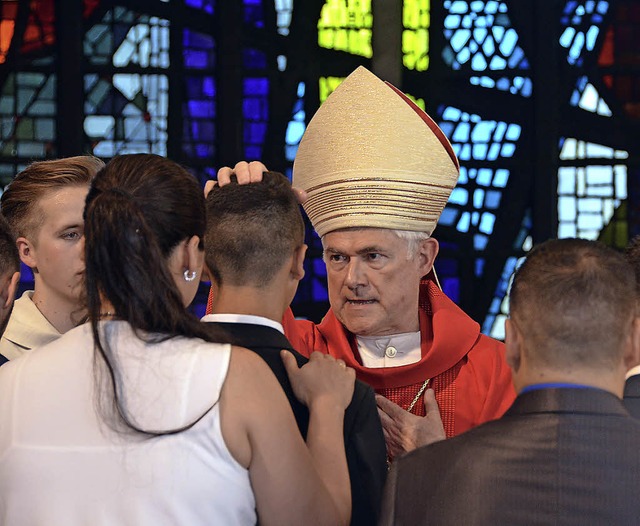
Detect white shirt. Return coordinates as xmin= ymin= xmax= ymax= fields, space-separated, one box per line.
xmin=357 ymin=331 xmax=422 ymax=368
xmin=0 ymin=290 xmax=61 ymax=360
xmin=626 ymin=365 xmax=640 ymax=379
xmin=201 ymin=312 xmax=285 ymax=334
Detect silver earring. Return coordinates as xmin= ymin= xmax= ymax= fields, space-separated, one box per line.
xmin=183 ymin=269 xmax=197 ymax=282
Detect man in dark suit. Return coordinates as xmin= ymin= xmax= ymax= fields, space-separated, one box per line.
xmin=380 ymin=238 xmax=640 ymax=525
xmin=624 ymin=234 xmax=640 ymax=417
xmin=202 ymin=171 xmax=387 ymax=526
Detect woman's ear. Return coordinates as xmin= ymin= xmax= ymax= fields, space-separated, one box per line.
xmin=185 ymin=235 xmax=205 ymax=278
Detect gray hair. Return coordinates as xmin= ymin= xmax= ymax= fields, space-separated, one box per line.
xmin=320 ymin=228 xmax=430 ymax=260
xmin=392 ymin=230 xmax=430 ymax=259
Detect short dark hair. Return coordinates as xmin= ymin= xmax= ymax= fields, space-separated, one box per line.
xmin=509 ymin=238 xmax=636 ymax=369
xmin=204 ymin=171 xmax=305 ymax=287
xmin=0 ymin=213 xmax=18 ymax=276
xmin=1 ymin=155 xmax=103 ymax=240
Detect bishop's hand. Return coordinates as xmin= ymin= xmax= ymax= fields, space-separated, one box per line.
xmin=376 ymin=388 xmax=446 ymax=460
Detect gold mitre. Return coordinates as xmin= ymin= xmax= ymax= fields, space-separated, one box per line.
xmin=293 ymin=66 xmax=460 ymax=238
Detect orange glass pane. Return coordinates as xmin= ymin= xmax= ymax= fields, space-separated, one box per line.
xmin=0 ymin=0 xmax=18 ymax=64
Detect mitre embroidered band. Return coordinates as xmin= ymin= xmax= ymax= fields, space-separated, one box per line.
xmin=292 ymin=66 xmax=460 ymax=237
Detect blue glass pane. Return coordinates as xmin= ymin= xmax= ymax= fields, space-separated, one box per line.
xmin=474 ymin=234 xmax=489 ymax=250
xmin=184 ymin=29 xmax=215 ymax=70
xmin=182 ymin=28 xmax=215 ymax=162
xmin=443 ymin=0 xmax=529 ymax=77
xmin=185 ymin=0 xmax=214 ymax=14
xmin=285 ymin=82 xmax=306 ymax=162
xmin=276 ymin=0 xmax=294 ymax=35
xmin=244 ymin=0 xmax=264 ymax=28
xmin=439 ymin=207 xmax=459 ymax=226
xmin=450 ymin=187 xmax=468 ymax=205
xmin=243 ymin=48 xmax=267 ymax=69
xmin=559 ymin=0 xmax=610 ymax=66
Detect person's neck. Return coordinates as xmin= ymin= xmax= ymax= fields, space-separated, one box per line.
xmin=517 ymin=367 xmax=626 ymax=398
xmin=31 ymin=289 xmax=84 ymax=334
xmin=211 ymin=284 xmax=286 ymax=323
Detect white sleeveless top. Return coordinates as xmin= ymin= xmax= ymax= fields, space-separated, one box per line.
xmin=0 ymin=321 xmax=256 ymax=526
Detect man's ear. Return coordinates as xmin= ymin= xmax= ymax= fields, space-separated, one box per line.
xmin=5 ymin=271 xmax=20 ymax=308
xmin=505 ymin=318 xmax=522 ymax=374
xmin=290 ymin=244 xmax=307 ymax=281
xmin=418 ymin=237 xmax=439 ymax=276
xmin=16 ymin=237 xmax=36 ymax=269
xmin=623 ymin=316 xmax=640 ymax=371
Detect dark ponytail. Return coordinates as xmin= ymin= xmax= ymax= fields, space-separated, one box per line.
xmin=83 ymin=154 xmax=231 ymax=436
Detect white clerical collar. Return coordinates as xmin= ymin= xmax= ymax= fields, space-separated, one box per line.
xmin=356 ymin=331 xmax=421 ymax=368
xmin=200 ymin=313 xmax=285 ymax=335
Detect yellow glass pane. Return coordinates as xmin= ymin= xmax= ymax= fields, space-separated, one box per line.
xmin=403 ymin=0 xmax=430 ymax=71
xmin=317 ymin=0 xmax=372 ymax=58
xmin=405 ymin=93 xmax=426 ymax=110
xmin=319 ymin=76 xmax=345 ymax=103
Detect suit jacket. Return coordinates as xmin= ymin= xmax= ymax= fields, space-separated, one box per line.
xmin=623 ymin=374 xmax=640 ymax=418
xmin=206 ymin=321 xmax=387 ymax=526
xmin=380 ymin=388 xmax=640 ymax=526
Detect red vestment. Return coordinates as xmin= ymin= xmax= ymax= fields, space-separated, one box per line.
xmin=281 ymin=279 xmax=516 ymax=437
xmin=206 ymin=278 xmax=515 ymax=437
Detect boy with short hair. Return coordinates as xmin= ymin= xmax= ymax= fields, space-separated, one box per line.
xmin=0 ymin=156 xmax=104 ymax=360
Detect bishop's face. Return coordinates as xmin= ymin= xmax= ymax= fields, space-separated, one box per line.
xmin=322 ymin=228 xmax=437 ymax=337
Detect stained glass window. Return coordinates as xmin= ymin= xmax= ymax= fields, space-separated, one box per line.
xmin=558 ymin=139 xmax=627 ymax=239
xmin=570 ymin=75 xmax=612 ymax=115
xmin=318 ymin=0 xmax=372 ymax=58
xmin=482 ymin=213 xmax=531 ymax=339
xmin=0 ymin=72 xmax=56 ymax=166
xmin=0 ymin=1 xmax=17 ymax=65
xmin=438 ymin=106 xmax=520 ymax=251
xmin=1 ymin=0 xmax=638 ymax=331
xmin=403 ymin=0 xmax=430 ymax=71
xmin=443 ymin=0 xmax=531 ymax=97
xmin=560 ymin=0 xmax=609 ymax=66
xmin=84 ymin=9 xmax=170 ymax=157
xmin=276 ymin=0 xmax=293 ymax=35
xmin=182 ymin=29 xmax=216 ymax=163
xmin=285 ymin=82 xmax=306 ymax=167
xmin=184 ymin=0 xmax=214 ymax=14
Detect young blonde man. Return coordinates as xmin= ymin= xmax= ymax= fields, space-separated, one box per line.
xmin=0 ymin=156 xmax=104 ymax=359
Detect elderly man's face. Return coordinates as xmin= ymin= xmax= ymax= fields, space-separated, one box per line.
xmin=323 ymin=228 xmax=437 ymax=337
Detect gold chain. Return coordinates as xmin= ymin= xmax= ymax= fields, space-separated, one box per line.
xmin=406 ymin=378 xmax=430 ymax=413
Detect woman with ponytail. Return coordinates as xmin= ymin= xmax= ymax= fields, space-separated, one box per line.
xmin=0 ymin=154 xmax=354 ymax=526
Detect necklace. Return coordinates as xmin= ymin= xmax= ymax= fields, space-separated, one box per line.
xmin=406 ymin=378 xmax=430 ymax=413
